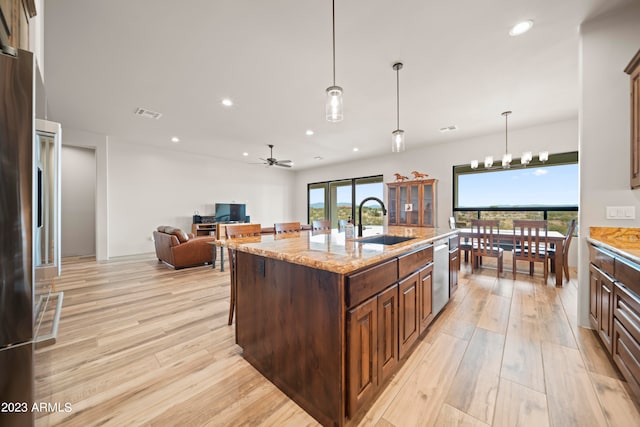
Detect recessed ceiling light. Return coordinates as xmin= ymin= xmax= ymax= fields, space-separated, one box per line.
xmin=306 ymin=130 xmax=314 ymax=136
xmin=314 ymin=156 xmax=323 ymax=161
xmin=222 ymin=98 xmax=233 ymax=107
xmin=242 ymin=152 xmax=249 ymax=156
xmin=171 ymin=136 xmax=180 ymax=143
xmin=439 ymin=125 xmax=458 ymax=133
xmin=509 ymin=20 xmax=534 ymax=36
xmin=353 ymin=147 xmax=359 ymax=152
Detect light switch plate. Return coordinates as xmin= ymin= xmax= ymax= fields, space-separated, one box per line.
xmin=606 ymin=206 xmax=636 ymax=219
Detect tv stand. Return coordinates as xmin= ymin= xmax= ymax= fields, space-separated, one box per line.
xmin=192 ymin=223 xmax=216 ymax=237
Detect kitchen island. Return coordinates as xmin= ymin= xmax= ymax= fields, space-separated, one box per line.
xmin=218 ymin=226 xmax=458 ymax=426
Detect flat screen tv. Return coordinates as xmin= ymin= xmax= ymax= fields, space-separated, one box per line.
xmin=214 ymin=203 xmax=246 ymax=223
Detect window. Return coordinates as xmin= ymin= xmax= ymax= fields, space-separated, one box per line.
xmin=453 ymin=152 xmax=578 ymax=233
xmin=308 ymin=175 xmax=384 ymax=229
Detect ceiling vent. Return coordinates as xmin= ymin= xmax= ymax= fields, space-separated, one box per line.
xmin=439 ymin=125 xmax=458 ymax=133
xmin=134 ymin=107 xmax=162 ymax=120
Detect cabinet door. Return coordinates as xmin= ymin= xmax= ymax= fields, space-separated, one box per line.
xmin=418 ymin=263 xmax=433 ymax=334
xmin=398 ymin=271 xmax=419 ymax=358
xmin=599 ymin=276 xmax=613 ymax=353
xmin=409 ymin=184 xmax=419 ymax=226
xmin=631 ymin=64 xmax=640 ymax=189
xmin=377 ymin=284 xmax=398 ymax=384
xmin=449 ymin=249 xmax=459 ymax=296
xmin=347 ymin=296 xmax=378 ymax=416
xmin=398 ymin=185 xmax=408 ymax=225
xmin=388 ymin=185 xmax=397 ymax=225
xmin=589 ymin=264 xmax=599 ymax=329
xmin=420 ymin=182 xmax=434 ymax=226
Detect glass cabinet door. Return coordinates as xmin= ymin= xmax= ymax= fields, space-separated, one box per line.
xmin=409 ymin=184 xmax=419 ymax=225
xmin=399 ymin=185 xmax=408 ymax=224
xmin=388 ymin=186 xmax=397 ymax=224
xmin=421 ymin=183 xmax=434 ymax=226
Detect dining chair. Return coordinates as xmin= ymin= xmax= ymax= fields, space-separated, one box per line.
xmin=548 ymin=218 xmax=576 ymax=281
xmin=512 ymin=220 xmax=549 ymax=282
xmin=450 ymin=216 xmax=472 ymax=267
xmin=470 ymin=220 xmax=504 ymax=277
xmin=274 ymin=222 xmax=301 ymax=234
xmin=225 ymin=223 xmax=262 ymax=325
xmin=312 ymin=219 xmax=331 ymax=233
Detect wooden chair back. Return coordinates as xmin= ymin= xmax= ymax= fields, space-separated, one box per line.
xmin=274 ymin=222 xmax=301 ymax=234
xmin=225 ymin=223 xmax=262 ymax=238
xmin=512 ymin=220 xmax=548 ymax=260
xmin=469 ymin=219 xmax=503 ymax=277
xmin=512 ymin=220 xmax=549 ymax=281
xmin=470 ymin=220 xmax=500 ymax=258
xmin=312 ymin=219 xmax=331 ymax=232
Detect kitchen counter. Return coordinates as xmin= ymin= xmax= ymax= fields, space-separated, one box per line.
xmin=221 ymin=226 xmax=457 ymax=426
xmin=588 ymin=227 xmax=640 ymax=264
xmin=217 ymin=225 xmax=456 ymax=274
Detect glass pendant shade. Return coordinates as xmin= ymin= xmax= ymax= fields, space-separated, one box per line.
xmin=470 ymin=160 xmax=479 ymax=169
xmin=502 ymin=153 xmax=512 ymax=168
xmin=539 ymin=151 xmax=549 ymax=162
xmin=392 ymin=129 xmax=405 ymax=152
xmin=521 ymin=151 xmax=533 ymax=165
xmin=326 ymin=86 xmax=343 ymax=122
xmin=484 ymin=156 xmax=494 ymax=168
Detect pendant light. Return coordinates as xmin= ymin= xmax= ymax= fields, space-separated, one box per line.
xmin=392 ymin=62 xmax=405 ymax=152
xmin=501 ymin=111 xmax=512 ymax=168
xmin=326 ymin=0 xmax=343 ymax=122
xmin=470 ymin=111 xmax=549 ymax=169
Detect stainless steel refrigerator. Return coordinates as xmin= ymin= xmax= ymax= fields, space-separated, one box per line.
xmin=0 ymin=47 xmax=36 ymax=426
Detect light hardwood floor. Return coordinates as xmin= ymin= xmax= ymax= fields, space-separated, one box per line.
xmin=34 ymin=254 xmax=640 ymax=427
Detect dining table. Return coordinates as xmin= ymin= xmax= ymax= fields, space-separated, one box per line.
xmin=457 ymin=228 xmax=567 ymax=286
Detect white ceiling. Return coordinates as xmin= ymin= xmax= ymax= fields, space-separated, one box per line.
xmin=43 ymin=0 xmax=630 ymax=170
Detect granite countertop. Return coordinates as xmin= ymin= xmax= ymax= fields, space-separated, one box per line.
xmin=216 ymin=226 xmax=457 ymax=274
xmin=588 ymin=227 xmax=640 ymax=265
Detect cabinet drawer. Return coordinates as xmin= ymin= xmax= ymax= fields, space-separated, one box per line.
xmin=614 ymin=282 xmax=640 ymax=345
xmin=613 ymin=318 xmax=640 ymax=400
xmin=589 ymin=245 xmax=615 ymax=276
xmin=615 ymin=257 xmax=640 ymax=296
xmin=347 ymin=258 xmax=398 ymax=308
xmin=398 ymin=245 xmax=433 ymax=279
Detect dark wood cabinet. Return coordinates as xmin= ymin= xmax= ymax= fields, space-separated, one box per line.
xmin=398 ymin=271 xmax=419 ymax=359
xmin=589 ymin=243 xmax=640 ymax=403
xmin=589 ymin=254 xmax=615 ymax=353
xmin=347 ymin=296 xmax=378 ymax=416
xmin=377 ymin=284 xmax=398 ymax=384
xmin=0 ymin=0 xmax=35 ymax=52
xmin=449 ymin=235 xmax=459 ymax=296
xmin=387 ymin=179 xmax=437 ymax=227
xmin=418 ymin=264 xmax=433 ymax=334
xmin=625 ymin=49 xmax=640 ymax=189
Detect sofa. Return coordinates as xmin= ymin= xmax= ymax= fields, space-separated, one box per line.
xmin=153 ymin=226 xmax=216 ymax=269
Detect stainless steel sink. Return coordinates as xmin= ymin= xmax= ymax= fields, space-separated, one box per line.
xmin=357 ymin=235 xmax=416 ymax=245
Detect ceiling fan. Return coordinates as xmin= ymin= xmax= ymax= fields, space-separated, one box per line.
xmin=259 ymin=144 xmax=292 ymax=168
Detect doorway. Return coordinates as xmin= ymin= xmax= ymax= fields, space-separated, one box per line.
xmin=61 ymin=145 xmax=96 ymax=257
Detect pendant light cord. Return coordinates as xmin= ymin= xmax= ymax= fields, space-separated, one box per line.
xmin=502 ymin=110 xmax=511 ymax=154
xmin=396 ymin=66 xmax=400 ymax=129
xmin=332 ymin=0 xmax=336 ymax=86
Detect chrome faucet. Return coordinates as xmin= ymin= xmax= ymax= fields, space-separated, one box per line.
xmin=358 ymin=197 xmax=387 ymax=237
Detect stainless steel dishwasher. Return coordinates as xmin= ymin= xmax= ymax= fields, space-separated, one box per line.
xmin=432 ymin=238 xmax=450 ymax=316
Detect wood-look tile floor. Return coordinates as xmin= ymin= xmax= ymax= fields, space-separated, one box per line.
xmin=34 ymin=255 xmax=640 ymax=427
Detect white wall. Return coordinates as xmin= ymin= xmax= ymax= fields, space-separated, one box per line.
xmin=107 ymin=139 xmax=295 ymax=257
xmin=294 ymin=117 xmax=578 ymax=231
xmin=578 ymin=3 xmax=640 ymax=327
xmin=61 ymin=145 xmax=96 ymax=256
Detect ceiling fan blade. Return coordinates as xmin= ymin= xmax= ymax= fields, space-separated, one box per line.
xmin=277 ymin=159 xmax=292 ymax=163
xmin=275 ymin=162 xmax=292 ymax=168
